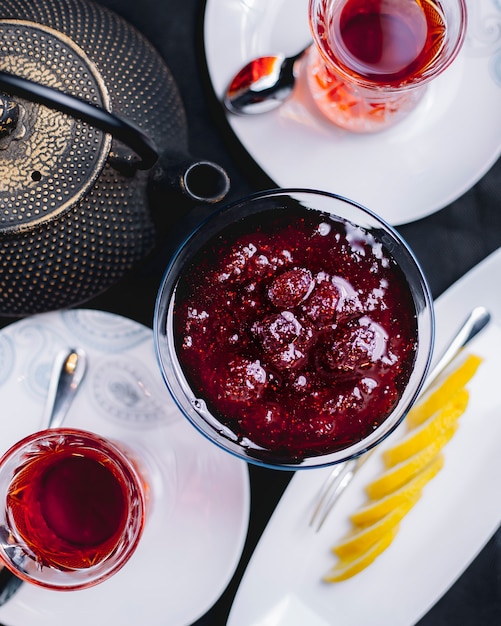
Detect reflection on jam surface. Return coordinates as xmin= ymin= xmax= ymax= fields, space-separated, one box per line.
xmin=173 ymin=207 xmax=418 ymax=461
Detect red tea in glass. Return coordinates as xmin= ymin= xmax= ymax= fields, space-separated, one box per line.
xmin=307 ymin=0 xmax=467 ymax=131
xmin=322 ymin=0 xmax=446 ymax=84
xmin=0 ymin=429 xmax=146 ymax=589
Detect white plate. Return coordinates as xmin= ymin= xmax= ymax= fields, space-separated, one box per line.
xmin=0 ymin=310 xmax=250 ymax=626
xmin=227 ymin=247 xmax=501 ymax=626
xmin=204 ymin=0 xmax=501 ymax=225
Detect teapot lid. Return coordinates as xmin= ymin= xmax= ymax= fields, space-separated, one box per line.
xmin=0 ymin=19 xmax=110 ymax=234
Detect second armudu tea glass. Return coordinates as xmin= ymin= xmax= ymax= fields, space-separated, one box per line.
xmin=0 ymin=428 xmax=147 ymax=590
xmin=307 ymin=0 xmax=467 ymax=132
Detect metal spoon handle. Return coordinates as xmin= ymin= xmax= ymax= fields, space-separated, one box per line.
xmin=420 ymin=306 xmax=491 ymax=396
xmin=43 ymin=348 xmax=87 ymax=429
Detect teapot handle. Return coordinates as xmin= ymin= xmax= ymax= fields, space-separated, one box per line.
xmin=0 ymin=70 xmax=158 ymax=170
xmin=0 ymin=70 xmax=230 ymax=202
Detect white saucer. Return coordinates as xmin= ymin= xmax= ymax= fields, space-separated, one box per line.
xmin=204 ymin=0 xmax=501 ymax=225
xmin=227 ymin=248 xmax=501 ymax=626
xmin=0 ymin=310 xmax=250 ymax=626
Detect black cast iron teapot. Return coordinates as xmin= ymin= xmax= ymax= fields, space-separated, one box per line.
xmin=0 ymin=0 xmax=230 ymax=316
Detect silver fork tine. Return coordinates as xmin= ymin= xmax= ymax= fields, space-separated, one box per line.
xmin=308 ymin=306 xmax=491 ymax=533
xmin=310 ymin=454 xmax=370 ymax=531
xmin=309 ymin=463 xmax=347 ymax=526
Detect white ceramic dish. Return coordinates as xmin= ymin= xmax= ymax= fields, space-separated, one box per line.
xmin=0 ymin=309 xmax=250 ymax=626
xmin=227 ymin=247 xmax=501 ymax=626
xmin=204 ymin=0 xmax=501 ymax=225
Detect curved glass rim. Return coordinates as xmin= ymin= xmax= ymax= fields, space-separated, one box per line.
xmin=154 ymin=188 xmax=435 ymax=470
xmin=308 ymin=0 xmax=468 ymax=92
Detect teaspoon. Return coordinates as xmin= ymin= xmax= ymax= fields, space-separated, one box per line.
xmin=43 ymin=347 xmax=87 ymax=429
xmin=224 ymin=45 xmax=310 ymax=115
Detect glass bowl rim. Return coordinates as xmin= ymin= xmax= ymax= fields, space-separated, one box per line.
xmin=153 ymin=187 xmax=435 ymax=470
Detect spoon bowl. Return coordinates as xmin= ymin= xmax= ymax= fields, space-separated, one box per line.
xmin=224 ymin=46 xmax=309 ymax=115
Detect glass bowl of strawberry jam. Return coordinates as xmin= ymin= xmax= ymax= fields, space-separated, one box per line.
xmin=154 ymin=189 xmax=434 ymax=469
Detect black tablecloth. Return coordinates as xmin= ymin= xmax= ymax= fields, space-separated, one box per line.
xmin=1 ymin=0 xmax=500 ymax=624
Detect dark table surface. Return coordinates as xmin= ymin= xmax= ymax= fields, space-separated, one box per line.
xmin=1 ymin=0 xmax=501 ymax=624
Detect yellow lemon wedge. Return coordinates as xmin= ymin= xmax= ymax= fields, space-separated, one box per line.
xmin=350 ymin=453 xmax=444 ymax=527
xmin=324 ymin=525 xmax=399 ymax=582
xmin=382 ymin=388 xmax=469 ymax=468
xmin=365 ymin=425 xmax=457 ymax=500
xmin=324 ymin=352 xmax=483 ymax=583
xmin=405 ymin=354 xmax=482 ymax=430
xmin=333 ymin=495 xmax=420 ymax=560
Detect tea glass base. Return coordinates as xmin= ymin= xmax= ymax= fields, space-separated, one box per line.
xmin=306 ymin=48 xmax=425 ymax=133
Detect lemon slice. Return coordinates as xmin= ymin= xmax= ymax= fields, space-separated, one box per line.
xmin=333 ymin=495 xmax=420 ymax=560
xmin=350 ymin=453 xmax=444 ymax=527
xmin=324 ymin=525 xmax=399 ymax=582
xmin=365 ymin=426 xmax=457 ymax=500
xmin=406 ymin=354 xmax=482 ymax=430
xmin=323 ymin=352 xmax=483 ymax=584
xmin=383 ymin=388 xmax=469 ymax=468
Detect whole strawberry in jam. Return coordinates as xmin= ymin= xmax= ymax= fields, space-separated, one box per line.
xmin=215 ymin=356 xmax=267 ymax=405
xmin=302 ymin=278 xmax=340 ymax=323
xmin=316 ymin=316 xmax=389 ymax=379
xmin=252 ymin=311 xmax=316 ymax=371
xmin=267 ymin=268 xmax=314 ymax=308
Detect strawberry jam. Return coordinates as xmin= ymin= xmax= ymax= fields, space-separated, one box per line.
xmin=173 ymin=206 xmax=418 ymax=462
